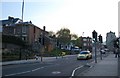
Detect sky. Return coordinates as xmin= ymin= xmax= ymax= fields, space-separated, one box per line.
xmin=1 ymin=0 xmax=120 ymax=41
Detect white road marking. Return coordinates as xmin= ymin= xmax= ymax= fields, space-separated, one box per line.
xmin=52 ymin=71 xmax=61 ymax=74
xmin=4 ymin=67 xmax=44 ymax=76
xmin=4 ymin=64 xmax=59 ymax=76
xmin=71 ymin=60 xmax=94 ymax=77
xmin=71 ymin=65 xmax=83 ymax=76
xmin=31 ymin=67 xmax=44 ymax=72
xmin=5 ymin=71 xmax=31 ymax=76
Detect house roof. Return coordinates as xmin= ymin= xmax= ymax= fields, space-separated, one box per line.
xmin=0 ymin=16 xmax=22 ymax=26
xmin=1 ymin=16 xmax=49 ymax=34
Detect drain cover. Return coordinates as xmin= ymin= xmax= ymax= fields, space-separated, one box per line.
xmin=52 ymin=71 xmax=61 ymax=74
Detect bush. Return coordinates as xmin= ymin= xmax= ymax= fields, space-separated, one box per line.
xmin=2 ymin=35 xmax=26 ymax=46
xmin=43 ymin=48 xmax=72 ymax=57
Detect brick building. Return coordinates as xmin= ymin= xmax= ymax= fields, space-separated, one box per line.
xmin=79 ymin=36 xmax=92 ymax=51
xmin=2 ymin=16 xmax=56 ymax=52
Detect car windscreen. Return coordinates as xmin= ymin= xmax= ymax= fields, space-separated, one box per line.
xmin=80 ymin=52 xmax=89 ymax=54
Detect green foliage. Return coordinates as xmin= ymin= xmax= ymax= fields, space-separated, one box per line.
xmin=70 ymin=37 xmax=82 ymax=48
xmin=2 ymin=49 xmax=35 ymax=61
xmin=48 ymin=31 xmax=56 ymax=37
xmin=76 ymin=38 xmax=82 ymax=48
xmin=56 ymin=28 xmax=71 ymax=44
xmin=71 ymin=34 xmax=78 ymax=40
xmin=44 ymin=48 xmax=71 ymax=57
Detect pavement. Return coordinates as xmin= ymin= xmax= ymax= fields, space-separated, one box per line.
xmin=78 ymin=52 xmax=118 ymax=76
xmin=119 ymin=56 xmax=120 ymax=77
xmin=1 ymin=55 xmax=74 ymax=66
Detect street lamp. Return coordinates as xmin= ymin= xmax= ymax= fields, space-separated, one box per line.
xmin=19 ymin=0 xmax=24 ymax=60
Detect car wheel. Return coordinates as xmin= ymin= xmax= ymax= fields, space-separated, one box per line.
xmin=90 ymin=56 xmax=92 ymax=59
xmin=86 ymin=56 xmax=89 ymax=60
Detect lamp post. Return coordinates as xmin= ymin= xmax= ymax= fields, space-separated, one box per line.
xmin=19 ymin=0 xmax=24 ymax=60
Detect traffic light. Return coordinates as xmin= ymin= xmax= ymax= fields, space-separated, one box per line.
xmin=92 ymin=30 xmax=97 ymax=41
xmin=98 ymin=34 xmax=103 ymax=43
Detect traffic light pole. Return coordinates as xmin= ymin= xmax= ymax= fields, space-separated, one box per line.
xmin=94 ymin=40 xmax=97 ymax=63
xmin=40 ymin=35 xmax=43 ymax=62
xmin=40 ymin=26 xmax=45 ymax=62
xmin=56 ymin=44 xmax=58 ymax=59
xmin=92 ymin=30 xmax=98 ymax=63
xmin=100 ymin=43 xmax=102 ymax=60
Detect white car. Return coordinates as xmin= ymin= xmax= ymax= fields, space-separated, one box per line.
xmin=77 ymin=51 xmax=92 ymax=60
xmin=100 ymin=50 xmax=106 ymax=54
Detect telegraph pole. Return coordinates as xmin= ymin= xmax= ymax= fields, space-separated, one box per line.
xmin=22 ymin=0 xmax=24 ymax=22
xmin=19 ymin=0 xmax=24 ymax=60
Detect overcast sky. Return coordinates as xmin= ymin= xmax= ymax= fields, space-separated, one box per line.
xmin=1 ymin=0 xmax=120 ymax=41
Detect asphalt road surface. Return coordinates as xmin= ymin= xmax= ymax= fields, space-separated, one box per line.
xmin=2 ymin=55 xmax=94 ymax=77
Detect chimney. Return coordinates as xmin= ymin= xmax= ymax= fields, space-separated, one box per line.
xmin=8 ymin=16 xmax=14 ymax=20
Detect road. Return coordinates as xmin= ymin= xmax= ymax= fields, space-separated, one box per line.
xmin=2 ymin=55 xmax=94 ymax=77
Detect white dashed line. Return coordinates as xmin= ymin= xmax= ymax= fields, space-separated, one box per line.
xmin=4 ymin=64 xmax=59 ymax=76
xmin=52 ymin=71 xmax=61 ymax=74
xmin=5 ymin=71 xmax=31 ymax=76
xmin=4 ymin=67 xmax=45 ymax=76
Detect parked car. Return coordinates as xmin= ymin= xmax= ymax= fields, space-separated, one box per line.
xmin=100 ymin=50 xmax=106 ymax=54
xmin=77 ymin=51 xmax=92 ymax=60
xmin=104 ymin=49 xmax=109 ymax=52
xmin=61 ymin=52 xmax=66 ymax=56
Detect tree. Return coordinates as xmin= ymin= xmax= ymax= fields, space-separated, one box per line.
xmin=56 ymin=28 xmax=71 ymax=44
xmin=71 ymin=34 xmax=78 ymax=40
xmin=75 ymin=38 xmax=82 ymax=48
xmin=48 ymin=31 xmax=55 ymax=37
xmin=70 ymin=37 xmax=82 ymax=48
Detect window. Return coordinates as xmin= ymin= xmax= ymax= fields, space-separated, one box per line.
xmin=80 ymin=51 xmax=89 ymax=54
xmin=14 ymin=28 xmax=16 ymax=34
xmin=83 ymin=43 xmax=87 ymax=46
xmin=16 ymin=27 xmax=20 ymax=34
xmin=22 ymin=26 xmax=26 ymax=33
xmin=83 ymin=38 xmax=87 ymax=41
xmin=22 ymin=37 xmax=26 ymax=41
xmin=90 ymin=39 xmax=92 ymax=41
